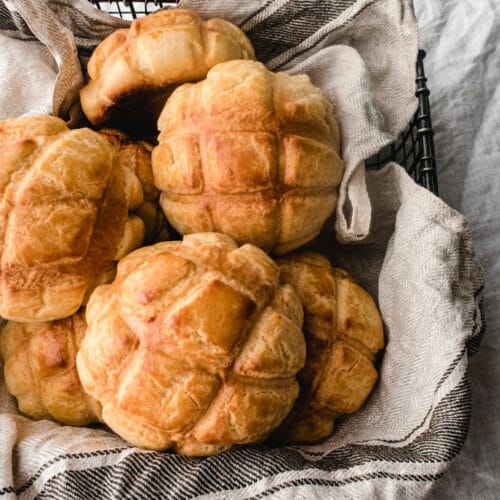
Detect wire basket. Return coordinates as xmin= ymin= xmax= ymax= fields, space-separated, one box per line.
xmin=90 ymin=0 xmax=175 ymax=17
xmin=365 ymin=50 xmax=438 ymax=195
xmin=89 ymin=1 xmax=439 ymax=195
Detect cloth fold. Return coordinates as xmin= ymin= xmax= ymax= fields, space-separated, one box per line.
xmin=0 ymin=0 xmax=485 ymax=498
xmin=0 ymin=0 xmax=128 ymax=121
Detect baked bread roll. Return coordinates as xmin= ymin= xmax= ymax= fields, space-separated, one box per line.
xmin=80 ymin=9 xmax=255 ymax=133
xmin=0 ymin=115 xmax=145 ymax=322
xmin=272 ymin=252 xmax=384 ymax=444
xmin=152 ymin=60 xmax=344 ymax=255
xmin=99 ymin=129 xmax=170 ymax=244
xmin=0 ymin=310 xmax=102 ymax=426
xmin=76 ymin=232 xmax=306 ymax=456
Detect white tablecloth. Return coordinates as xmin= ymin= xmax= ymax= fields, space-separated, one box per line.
xmin=415 ymin=1 xmax=500 ymax=497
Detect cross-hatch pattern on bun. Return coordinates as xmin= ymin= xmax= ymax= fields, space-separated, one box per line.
xmin=0 ymin=310 xmax=102 ymax=426
xmin=152 ymin=60 xmax=344 ymax=255
xmin=76 ymin=233 xmax=306 ymax=456
xmin=79 ymin=9 xmax=255 ymax=132
xmin=0 ymin=115 xmax=146 ymax=322
xmin=272 ymin=252 xmax=385 ymax=444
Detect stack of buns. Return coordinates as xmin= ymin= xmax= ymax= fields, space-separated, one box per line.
xmin=0 ymin=8 xmax=384 ymax=457
xmin=80 ymin=9 xmax=255 ymax=133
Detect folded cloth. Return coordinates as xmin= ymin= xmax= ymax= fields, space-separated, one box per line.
xmin=0 ymin=0 xmax=128 ymax=123
xmin=0 ymin=0 xmax=485 ymax=499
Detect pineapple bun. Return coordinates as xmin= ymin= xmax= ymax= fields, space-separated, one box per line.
xmin=76 ymin=232 xmax=306 ymax=456
xmin=273 ymin=252 xmax=384 ymax=444
xmin=0 ymin=115 xmax=145 ymax=322
xmin=0 ymin=310 xmax=102 ymax=426
xmin=152 ymin=59 xmax=344 ymax=255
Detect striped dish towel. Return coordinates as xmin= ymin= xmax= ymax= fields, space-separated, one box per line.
xmin=0 ymin=1 xmax=485 ymax=498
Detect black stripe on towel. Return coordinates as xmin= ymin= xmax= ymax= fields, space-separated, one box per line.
xmin=466 ymin=286 xmax=486 ymax=356
xmin=11 ymin=447 xmax=129 ymax=496
xmin=243 ymin=0 xmax=357 ymax=64
xmin=36 ymin=469 xmax=446 ymax=500
xmin=29 ymin=374 xmax=471 ymax=500
xmin=272 ymin=0 xmax=378 ymax=70
xmin=306 ymin=375 xmax=472 ymax=466
xmin=249 ymin=471 xmax=446 ymax=499
xmin=0 ymin=2 xmax=35 ymax=39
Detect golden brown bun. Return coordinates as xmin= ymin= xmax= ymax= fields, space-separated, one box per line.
xmin=0 ymin=310 xmax=102 ymax=426
xmin=76 ymin=232 xmax=306 ymax=455
xmin=99 ymin=129 xmax=170 ymax=244
xmin=80 ymin=9 xmax=255 ymax=132
xmin=0 ymin=115 xmax=145 ymax=322
xmin=152 ymin=60 xmax=344 ymax=255
xmin=272 ymin=252 xmax=384 ymax=444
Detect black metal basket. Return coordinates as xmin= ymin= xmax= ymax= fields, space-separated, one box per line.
xmin=89 ymin=1 xmax=438 ymax=195
xmin=90 ymin=0 xmax=174 ymax=17
xmin=365 ymin=50 xmax=438 ymax=195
